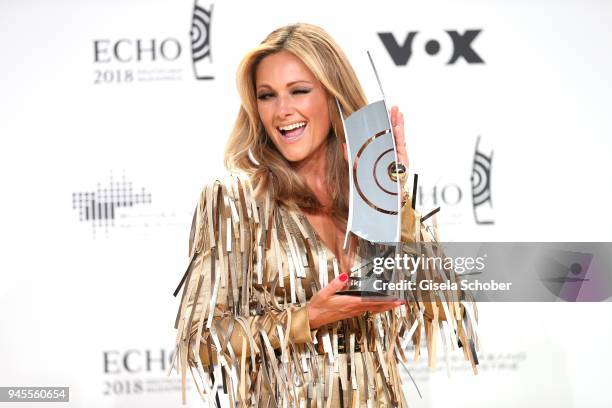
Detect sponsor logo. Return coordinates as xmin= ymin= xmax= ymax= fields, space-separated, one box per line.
xmin=72 ymin=173 xmax=152 ymax=236
xmin=471 ymin=136 xmax=494 ymax=225
xmin=91 ymin=1 xmax=214 ymax=84
xmin=103 ymin=349 xmax=173 ymax=375
xmin=190 ymin=1 xmax=214 ymax=80
xmin=378 ymin=29 xmax=484 ymax=65
xmin=412 ymin=136 xmax=494 ymax=226
xmin=102 ymin=348 xmax=190 ymax=397
xmin=535 ymin=245 xmax=612 ymax=302
xmin=537 ymin=249 xmax=593 ymax=301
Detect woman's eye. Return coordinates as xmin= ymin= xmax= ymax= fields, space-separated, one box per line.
xmin=293 ymin=88 xmax=311 ymax=95
xmin=257 ymin=93 xmax=274 ymax=100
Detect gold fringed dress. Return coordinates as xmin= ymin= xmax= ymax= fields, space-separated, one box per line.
xmin=171 ymin=174 xmax=479 ymax=407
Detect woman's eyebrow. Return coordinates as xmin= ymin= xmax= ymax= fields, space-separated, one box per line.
xmin=287 ymin=80 xmax=313 ymax=86
xmin=257 ymin=80 xmax=313 ymax=90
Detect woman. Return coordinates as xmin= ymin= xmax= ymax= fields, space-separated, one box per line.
xmin=172 ymin=23 xmax=478 ymax=407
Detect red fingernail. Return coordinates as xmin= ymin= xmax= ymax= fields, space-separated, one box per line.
xmin=339 ymin=273 xmax=348 ymax=282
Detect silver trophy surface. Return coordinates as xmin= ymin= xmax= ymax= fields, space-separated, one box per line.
xmin=336 ymin=52 xmax=403 ymax=299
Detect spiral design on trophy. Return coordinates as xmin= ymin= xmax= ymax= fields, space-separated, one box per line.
xmin=190 ymin=4 xmax=211 ymax=62
xmin=471 ymin=147 xmax=492 ymax=206
xmin=353 ymin=129 xmax=399 ymax=215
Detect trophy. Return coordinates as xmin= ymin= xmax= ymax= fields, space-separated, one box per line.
xmin=336 ymin=52 xmax=404 ymax=300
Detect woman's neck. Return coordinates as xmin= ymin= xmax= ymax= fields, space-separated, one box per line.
xmin=292 ymin=138 xmax=331 ymax=209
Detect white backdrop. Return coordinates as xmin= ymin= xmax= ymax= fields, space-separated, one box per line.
xmin=1 ymin=0 xmax=611 ymax=406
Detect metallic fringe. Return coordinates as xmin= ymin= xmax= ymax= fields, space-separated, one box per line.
xmin=170 ymin=174 xmax=479 ymax=407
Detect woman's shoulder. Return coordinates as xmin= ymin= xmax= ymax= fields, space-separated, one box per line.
xmin=194 ymin=171 xmax=256 ymax=203
xmin=188 ymin=171 xmax=260 ymax=255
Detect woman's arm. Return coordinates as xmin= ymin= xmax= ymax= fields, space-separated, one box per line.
xmin=180 ymin=241 xmax=314 ymax=367
xmin=173 ymin=177 xmax=314 ymax=372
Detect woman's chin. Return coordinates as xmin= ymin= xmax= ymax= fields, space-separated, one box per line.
xmin=281 ymin=150 xmax=307 ymax=163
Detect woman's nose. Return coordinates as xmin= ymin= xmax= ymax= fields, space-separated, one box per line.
xmin=276 ymin=94 xmax=294 ymax=118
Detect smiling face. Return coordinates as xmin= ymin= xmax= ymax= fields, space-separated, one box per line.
xmin=255 ymin=50 xmax=331 ymax=163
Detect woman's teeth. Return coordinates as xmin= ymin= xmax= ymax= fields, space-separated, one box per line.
xmin=279 ymin=121 xmax=306 ymax=132
xmin=278 ymin=122 xmax=307 ymax=141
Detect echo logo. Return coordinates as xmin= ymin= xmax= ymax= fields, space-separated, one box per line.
xmin=93 ymin=39 xmax=182 ymax=63
xmin=103 ymin=349 xmax=174 ymax=374
xmin=378 ymin=29 xmax=484 ymax=65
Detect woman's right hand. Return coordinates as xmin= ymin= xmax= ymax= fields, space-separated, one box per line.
xmin=306 ymin=273 xmax=406 ymax=329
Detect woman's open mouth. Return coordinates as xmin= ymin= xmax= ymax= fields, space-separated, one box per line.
xmin=277 ymin=121 xmax=307 ymax=143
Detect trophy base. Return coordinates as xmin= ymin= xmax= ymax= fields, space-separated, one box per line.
xmin=336 ymin=290 xmax=399 ymax=301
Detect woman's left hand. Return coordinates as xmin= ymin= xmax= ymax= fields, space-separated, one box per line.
xmin=390 ymin=106 xmax=409 ymax=167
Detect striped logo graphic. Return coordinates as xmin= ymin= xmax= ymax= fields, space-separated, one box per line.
xmin=471 ymin=136 xmax=494 ymax=225
xmin=190 ymin=1 xmax=213 ymax=80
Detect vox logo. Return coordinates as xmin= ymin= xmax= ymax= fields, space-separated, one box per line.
xmin=378 ymin=29 xmax=484 ymax=65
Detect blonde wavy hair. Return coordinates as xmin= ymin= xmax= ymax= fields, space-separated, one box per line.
xmin=224 ymin=23 xmax=367 ymax=225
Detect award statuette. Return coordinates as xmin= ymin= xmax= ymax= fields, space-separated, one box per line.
xmin=336 ymin=52 xmax=403 ymax=300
